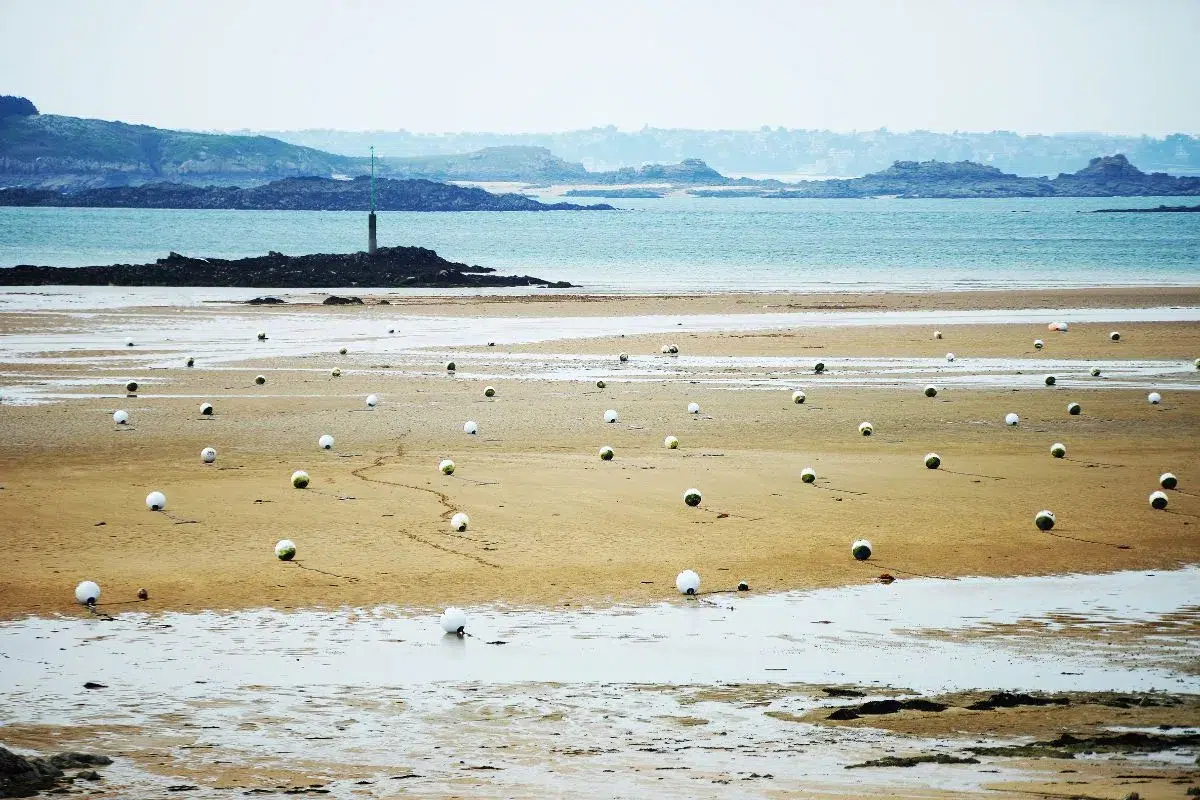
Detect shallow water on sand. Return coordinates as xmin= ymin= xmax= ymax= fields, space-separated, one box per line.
xmin=1 ymin=570 xmax=1196 ymax=797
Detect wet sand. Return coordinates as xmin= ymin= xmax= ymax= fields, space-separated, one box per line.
xmin=1 ymin=291 xmax=1199 ymax=617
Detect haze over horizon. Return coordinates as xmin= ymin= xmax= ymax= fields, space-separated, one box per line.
xmin=2 ymin=0 xmax=1198 ymax=137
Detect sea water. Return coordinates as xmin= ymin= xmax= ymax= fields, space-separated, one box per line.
xmin=1 ymin=195 xmax=1198 ymax=293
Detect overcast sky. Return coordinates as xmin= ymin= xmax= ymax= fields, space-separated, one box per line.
xmin=2 ymin=0 xmax=1197 ymax=135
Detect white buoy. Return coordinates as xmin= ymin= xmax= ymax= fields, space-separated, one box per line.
xmin=599 ymin=445 xmax=615 ymax=461
xmin=1049 ymin=321 xmax=1069 ymax=332
xmin=851 ymin=539 xmax=872 ymax=560
xmin=664 ymin=435 xmax=680 ymax=449
xmin=945 ymin=353 xmax=955 ymax=362
xmin=484 ymin=386 xmax=496 ymax=398
xmin=604 ymin=409 xmax=618 ymax=423
xmin=439 ymin=459 xmax=455 ymax=475
xmin=619 ymin=353 xmax=629 ymax=362
xmin=440 ymin=607 xmax=467 ymax=634
xmin=675 ymin=569 xmax=700 ymax=595
xmin=201 ymin=447 xmax=216 ymax=463
xmin=801 ymin=467 xmax=816 ymax=483
xmin=318 ymin=434 xmax=334 ymax=450
xmin=924 ymin=452 xmax=941 ymax=469
xmin=792 ymin=390 xmax=806 ymax=404
xmin=934 ymin=330 xmax=943 ymax=339
xmin=255 ymin=375 xmax=266 ymax=385
xmin=596 ymin=380 xmax=606 ymax=389
xmin=146 ymin=491 xmax=166 ymax=511
xmin=687 ymin=402 xmax=700 ymax=414
xmin=1035 ymin=510 xmax=1056 ymax=531
xmin=366 ymin=394 xmax=378 ymax=407
xmin=450 ymin=512 xmax=469 ymax=532
xmin=1148 ymin=392 xmax=1162 ymax=405
xmin=924 ymin=385 xmax=937 ymax=398
xmin=1034 ymin=339 xmax=1044 ymax=350
xmin=1149 ymin=490 xmax=1168 ymax=510
xmin=274 ymin=539 xmax=296 ymax=560
xmin=113 ymin=410 xmax=129 ymax=425
xmin=75 ymin=580 xmax=101 ymax=605
xmin=291 ymin=470 xmax=309 ymax=488
xmin=1068 ymin=402 xmax=1081 ymax=415
xmin=1005 ymin=413 xmax=1020 ymax=426
xmin=1044 ymin=375 xmax=1056 ymax=386
xmin=1160 ymin=472 xmax=1178 ymax=490
xmin=331 ymin=368 xmax=342 ymax=378
xmin=257 ymin=331 xmax=267 ymax=341
xmin=1090 ymin=367 xmax=1101 ymax=377
xmin=1110 ymin=331 xmax=1121 ymax=341
xmin=858 ymin=421 xmax=873 ymax=436
xmin=1194 ymin=358 xmax=1200 ymax=370
xmin=200 ymin=402 xmax=213 ymax=416
xmin=464 ymin=421 xmax=478 ymax=435
xmin=1050 ymin=442 xmax=1066 ymax=458
xmin=683 ymin=488 xmax=702 ymax=507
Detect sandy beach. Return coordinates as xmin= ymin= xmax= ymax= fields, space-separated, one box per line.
xmin=2 ymin=286 xmax=1198 ymax=798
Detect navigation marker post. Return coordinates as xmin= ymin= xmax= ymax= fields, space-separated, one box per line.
xmin=368 ymin=145 xmax=378 ymax=255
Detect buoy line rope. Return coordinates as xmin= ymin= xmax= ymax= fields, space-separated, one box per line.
xmin=871 ymin=563 xmax=957 ymax=581
xmin=699 ymin=507 xmax=765 ymax=522
xmin=287 ymin=560 xmax=360 ymax=582
xmin=1043 ymin=530 xmax=1132 ymax=549
xmin=84 ymin=603 xmax=115 ymax=621
xmin=1164 ymin=508 xmax=1200 ymax=520
xmin=812 ymin=485 xmax=869 ymax=496
xmin=159 ymin=511 xmax=200 ymax=525
xmin=304 ymin=487 xmax=357 ymax=501
xmin=449 ymin=475 xmax=500 ymax=487
xmin=939 ymin=468 xmax=1005 ymax=481
xmin=1061 ymin=457 xmax=1125 ymax=469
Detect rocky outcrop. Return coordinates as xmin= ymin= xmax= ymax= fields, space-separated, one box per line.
xmin=1092 ymin=203 xmax=1200 ymax=212
xmin=0 ymin=176 xmax=613 ymax=211
xmin=0 ymin=247 xmax=575 ymax=289
xmin=0 ymin=745 xmax=112 ymax=797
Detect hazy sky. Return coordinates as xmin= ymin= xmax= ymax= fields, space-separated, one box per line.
xmin=2 ymin=0 xmax=1197 ymax=134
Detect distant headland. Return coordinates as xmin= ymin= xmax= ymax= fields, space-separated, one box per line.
xmin=0 ymin=176 xmax=612 ymax=212
xmin=0 ymin=247 xmax=575 ymax=288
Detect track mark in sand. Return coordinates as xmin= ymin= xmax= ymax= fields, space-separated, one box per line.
xmin=351 ymin=447 xmax=455 ymax=521
xmin=399 ymin=530 xmax=500 ymax=568
xmin=351 ymin=447 xmax=500 ymax=568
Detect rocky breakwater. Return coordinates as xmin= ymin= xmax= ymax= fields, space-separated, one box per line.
xmin=0 ymin=246 xmax=575 ymax=289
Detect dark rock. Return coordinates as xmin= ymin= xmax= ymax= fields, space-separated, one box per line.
xmin=376 ymin=299 xmax=390 ymax=305
xmin=846 ymin=753 xmax=980 ymax=769
xmin=823 ymin=687 xmax=866 ymax=698
xmin=970 ymin=731 xmax=1200 ymax=759
xmin=322 ymin=295 xmax=364 ymax=306
xmin=0 ymin=247 xmax=575 ymax=289
xmin=828 ymin=698 xmax=948 ymax=720
xmin=967 ymin=692 xmax=1070 ymax=711
xmin=82 ymin=682 xmax=106 ymax=689
xmin=75 ymin=770 xmax=101 ymax=781
xmin=47 ymin=753 xmax=112 ymax=769
xmin=246 ymin=296 xmax=286 ymax=305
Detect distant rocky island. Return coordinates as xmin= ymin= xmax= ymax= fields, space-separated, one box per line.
xmin=0 ymin=176 xmax=613 ymax=211
xmin=690 ymin=155 xmax=1200 ymax=199
xmin=0 ymin=247 xmax=575 ymax=288
xmin=1091 ymin=203 xmax=1200 ymax=212
xmin=564 ymin=188 xmax=665 ymax=198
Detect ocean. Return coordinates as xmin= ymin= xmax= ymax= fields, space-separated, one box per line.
xmin=0 ymin=195 xmax=1198 ymax=294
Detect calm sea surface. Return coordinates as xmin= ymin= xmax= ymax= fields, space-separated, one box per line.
xmin=0 ymin=196 xmax=1197 ymax=293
